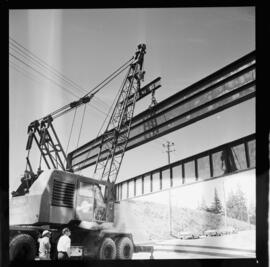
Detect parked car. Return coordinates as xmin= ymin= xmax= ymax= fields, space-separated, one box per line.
xmin=204 ymin=229 xmax=219 ymax=237
xmin=177 ymin=231 xmax=200 ymax=239
xmin=220 ymin=226 xmax=238 ymax=235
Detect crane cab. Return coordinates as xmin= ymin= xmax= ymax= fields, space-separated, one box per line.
xmin=10 ymin=169 xmax=115 ymax=227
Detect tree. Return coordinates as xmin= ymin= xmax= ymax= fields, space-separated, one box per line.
xmin=226 ymin=185 xmax=248 ymax=222
xmin=209 ymin=188 xmax=224 ymax=214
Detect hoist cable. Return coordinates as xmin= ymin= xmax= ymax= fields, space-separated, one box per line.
xmin=76 ymin=104 xmax=87 ymax=150
xmin=79 ymin=64 xmax=132 ymax=172
xmin=83 ymin=57 xmax=134 ymax=97
xmin=51 ymin=63 xmax=131 ymax=121
xmin=39 ymin=58 xmax=133 ymax=122
xmin=65 ymin=107 xmax=78 ymax=155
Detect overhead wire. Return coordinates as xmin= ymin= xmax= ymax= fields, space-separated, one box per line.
xmin=10 ymin=52 xmax=82 ymax=99
xmin=9 ymin=37 xmax=109 ymax=109
xmin=9 ymin=47 xmax=133 ymax=122
xmin=9 ymin=37 xmax=134 ymax=111
xmin=9 ymin=60 xmax=47 ymax=87
xmin=9 ymin=38 xmax=136 ymax=129
xmin=9 ymin=52 xmax=109 ymax=118
xmin=9 ymin=37 xmax=107 ymax=105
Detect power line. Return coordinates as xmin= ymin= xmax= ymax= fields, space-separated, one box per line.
xmin=9 ymin=37 xmax=136 ymax=121
xmin=10 ymin=52 xmax=79 ymax=97
xmin=9 ymin=40 xmax=110 ymax=110
xmin=11 ymin=59 xmax=108 ymax=118
xmin=9 ymin=54 xmax=108 ymax=117
xmin=9 ymin=41 xmax=85 ymax=92
xmin=10 ymin=60 xmax=48 ymax=86
xmin=9 ymin=43 xmax=133 ymax=119
xmin=9 ymin=37 xmax=133 ymax=109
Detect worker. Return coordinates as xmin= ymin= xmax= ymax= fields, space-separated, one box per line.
xmin=57 ymin=228 xmax=71 ymax=260
xmin=38 ymin=230 xmax=51 ymax=260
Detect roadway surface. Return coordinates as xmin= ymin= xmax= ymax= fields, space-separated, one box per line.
xmin=133 ymin=230 xmax=255 ymax=259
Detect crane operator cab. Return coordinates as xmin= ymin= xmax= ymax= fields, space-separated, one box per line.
xmin=10 ymin=169 xmax=115 ymax=230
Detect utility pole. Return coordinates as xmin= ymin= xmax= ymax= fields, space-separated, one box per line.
xmin=162 ymin=141 xmax=175 ymax=237
xmin=162 ymin=141 xmax=175 ymax=164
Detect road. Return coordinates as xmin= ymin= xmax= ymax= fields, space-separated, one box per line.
xmin=133 ymin=230 xmax=255 ymax=259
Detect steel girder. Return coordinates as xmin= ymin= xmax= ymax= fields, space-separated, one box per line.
xmin=67 ymin=51 xmax=255 ymax=172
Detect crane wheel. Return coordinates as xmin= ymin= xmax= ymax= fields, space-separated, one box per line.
xmin=98 ymin=237 xmax=116 ymax=260
xmin=116 ymin=237 xmax=134 ymax=259
xmin=9 ymin=234 xmax=36 ymax=261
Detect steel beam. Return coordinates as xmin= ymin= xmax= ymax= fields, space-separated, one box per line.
xmin=67 ymin=51 xmax=255 ymax=172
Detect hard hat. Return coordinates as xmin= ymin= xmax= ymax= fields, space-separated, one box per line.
xmin=62 ymin=228 xmax=70 ymax=235
xmin=42 ymin=230 xmax=51 ymax=237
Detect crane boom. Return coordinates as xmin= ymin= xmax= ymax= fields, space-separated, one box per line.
xmin=93 ymin=44 xmax=146 ymax=185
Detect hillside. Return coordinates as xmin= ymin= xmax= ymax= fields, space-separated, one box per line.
xmin=114 ymin=199 xmax=254 ymax=243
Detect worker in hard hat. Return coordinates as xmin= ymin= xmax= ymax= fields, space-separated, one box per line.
xmin=38 ymin=230 xmax=51 ymax=260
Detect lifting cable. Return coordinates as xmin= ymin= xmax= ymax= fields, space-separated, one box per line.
xmin=38 ymin=57 xmax=134 ymax=122
xmin=65 ymin=107 xmax=78 ymax=155
xmin=79 ymin=61 xmax=133 ymax=172
xmin=76 ymin=104 xmax=87 ymax=149
xmin=96 ymin=62 xmax=132 ymax=137
xmin=83 ymin=57 xmax=134 ymax=97
xmin=66 ymin=58 xmax=134 ymax=163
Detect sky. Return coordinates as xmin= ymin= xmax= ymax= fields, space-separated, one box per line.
xmin=9 ymin=7 xmax=255 ymax=194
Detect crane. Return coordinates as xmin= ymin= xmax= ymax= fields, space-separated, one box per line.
xmin=10 ymin=44 xmax=158 ymax=260
xmin=12 ymin=43 xmax=158 ymax=201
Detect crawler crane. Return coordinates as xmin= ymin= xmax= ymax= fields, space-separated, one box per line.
xmin=9 ymin=44 xmax=160 ymax=260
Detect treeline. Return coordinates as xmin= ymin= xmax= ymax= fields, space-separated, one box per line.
xmin=199 ymin=186 xmax=255 ymax=225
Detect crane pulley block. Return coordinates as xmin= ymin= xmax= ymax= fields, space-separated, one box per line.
xmin=70 ymin=95 xmax=93 ymax=108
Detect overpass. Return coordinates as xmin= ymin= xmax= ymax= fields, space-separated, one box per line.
xmin=113 ymin=134 xmax=255 ymax=246
xmin=115 ymin=133 xmax=255 ymax=201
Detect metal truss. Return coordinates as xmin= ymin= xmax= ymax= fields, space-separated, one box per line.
xmin=26 ymin=116 xmax=67 ymax=173
xmin=92 ymin=44 xmax=147 ymax=184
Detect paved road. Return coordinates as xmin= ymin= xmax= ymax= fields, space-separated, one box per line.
xmin=133 ymin=230 xmax=255 ymax=259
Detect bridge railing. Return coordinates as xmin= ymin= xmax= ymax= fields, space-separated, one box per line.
xmin=116 ymin=133 xmax=255 ymax=201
